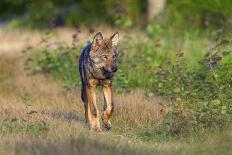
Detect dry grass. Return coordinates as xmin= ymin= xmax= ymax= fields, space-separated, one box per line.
xmin=0 ymin=30 xmax=164 ymax=154
xmin=113 ymin=90 xmax=165 ymax=127
xmin=0 ymin=54 xmax=163 ymax=155
xmin=0 ymin=26 xmax=127 ymax=55
xmin=0 ymin=52 xmax=164 ymax=128
xmin=0 ymin=29 xmax=231 ymax=155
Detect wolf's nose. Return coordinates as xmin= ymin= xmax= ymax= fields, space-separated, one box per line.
xmin=111 ymin=66 xmax=117 ymax=72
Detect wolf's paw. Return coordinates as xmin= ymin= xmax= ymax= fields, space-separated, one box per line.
xmin=88 ymin=123 xmax=102 ymax=132
xmin=90 ymin=126 xmax=102 ymax=132
xmin=103 ymin=121 xmax=112 ymax=130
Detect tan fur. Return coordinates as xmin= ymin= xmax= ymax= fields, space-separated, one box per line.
xmin=79 ymin=32 xmax=119 ymax=131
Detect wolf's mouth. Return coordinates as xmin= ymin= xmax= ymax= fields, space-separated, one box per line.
xmin=102 ymin=68 xmax=114 ymax=78
xmin=103 ymin=68 xmax=112 ymax=74
xmin=103 ymin=66 xmax=117 ymax=73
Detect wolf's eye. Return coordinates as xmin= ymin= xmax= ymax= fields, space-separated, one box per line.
xmin=102 ymin=55 xmax=108 ymax=60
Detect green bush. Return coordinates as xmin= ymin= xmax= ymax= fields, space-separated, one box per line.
xmin=25 ymin=31 xmax=232 ymax=138
xmin=29 ymin=36 xmax=81 ymax=90
xmin=3 ymin=0 xmax=232 ymax=29
xmin=2 ymin=0 xmax=136 ymax=28
xmin=164 ymin=0 xmax=232 ymax=30
xmin=153 ymin=40 xmax=232 ymax=138
xmin=26 ymin=32 xmax=168 ymax=92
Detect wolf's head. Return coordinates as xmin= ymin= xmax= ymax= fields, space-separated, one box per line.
xmin=89 ymin=32 xmax=119 ymax=76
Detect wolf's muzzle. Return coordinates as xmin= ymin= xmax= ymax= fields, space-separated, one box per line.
xmin=111 ymin=66 xmax=117 ymax=72
xmin=103 ymin=65 xmax=117 ymax=73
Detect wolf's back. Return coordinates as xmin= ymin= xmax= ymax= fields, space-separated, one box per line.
xmin=79 ymin=43 xmax=92 ymax=84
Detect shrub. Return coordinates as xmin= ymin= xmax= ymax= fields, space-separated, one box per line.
xmin=164 ymin=0 xmax=232 ymax=30
xmin=153 ymin=40 xmax=232 ymax=138
xmin=25 ymin=31 xmax=232 ymax=138
xmin=28 ymin=34 xmax=81 ymax=90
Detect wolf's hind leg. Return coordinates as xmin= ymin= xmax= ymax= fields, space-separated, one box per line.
xmin=81 ymin=84 xmax=91 ymax=126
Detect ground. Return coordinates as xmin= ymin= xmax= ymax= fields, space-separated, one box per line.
xmin=0 ymin=28 xmax=231 ymax=155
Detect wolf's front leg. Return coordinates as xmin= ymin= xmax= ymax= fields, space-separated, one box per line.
xmin=86 ymin=79 xmax=101 ymax=131
xmin=102 ymin=80 xmax=114 ymax=130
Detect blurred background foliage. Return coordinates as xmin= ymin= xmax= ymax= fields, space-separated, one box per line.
xmin=0 ymin=0 xmax=231 ymax=30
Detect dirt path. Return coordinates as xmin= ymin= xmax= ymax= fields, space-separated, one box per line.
xmin=0 ymin=28 xmax=74 ymax=55
xmin=0 ymin=27 xmax=124 ymax=55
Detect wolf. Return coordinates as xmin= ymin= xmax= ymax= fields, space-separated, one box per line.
xmin=79 ymin=32 xmax=119 ymax=131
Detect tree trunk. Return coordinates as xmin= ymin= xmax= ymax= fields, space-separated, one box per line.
xmin=148 ymin=0 xmax=166 ymax=21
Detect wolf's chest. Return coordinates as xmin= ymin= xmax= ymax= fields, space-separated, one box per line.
xmin=87 ymin=65 xmax=112 ymax=80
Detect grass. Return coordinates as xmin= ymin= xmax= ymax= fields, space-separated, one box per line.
xmin=0 ymin=28 xmax=231 ymax=155
xmin=0 ymin=43 xmax=162 ymax=154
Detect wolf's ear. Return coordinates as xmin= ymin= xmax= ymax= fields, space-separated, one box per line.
xmin=110 ymin=32 xmax=119 ymax=46
xmin=92 ymin=32 xmax=103 ymax=46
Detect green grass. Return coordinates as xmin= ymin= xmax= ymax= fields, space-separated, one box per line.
xmin=0 ymin=118 xmax=47 ymax=135
xmin=27 ymin=28 xmax=232 ymax=135
xmin=0 ymin=28 xmax=232 ymax=154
